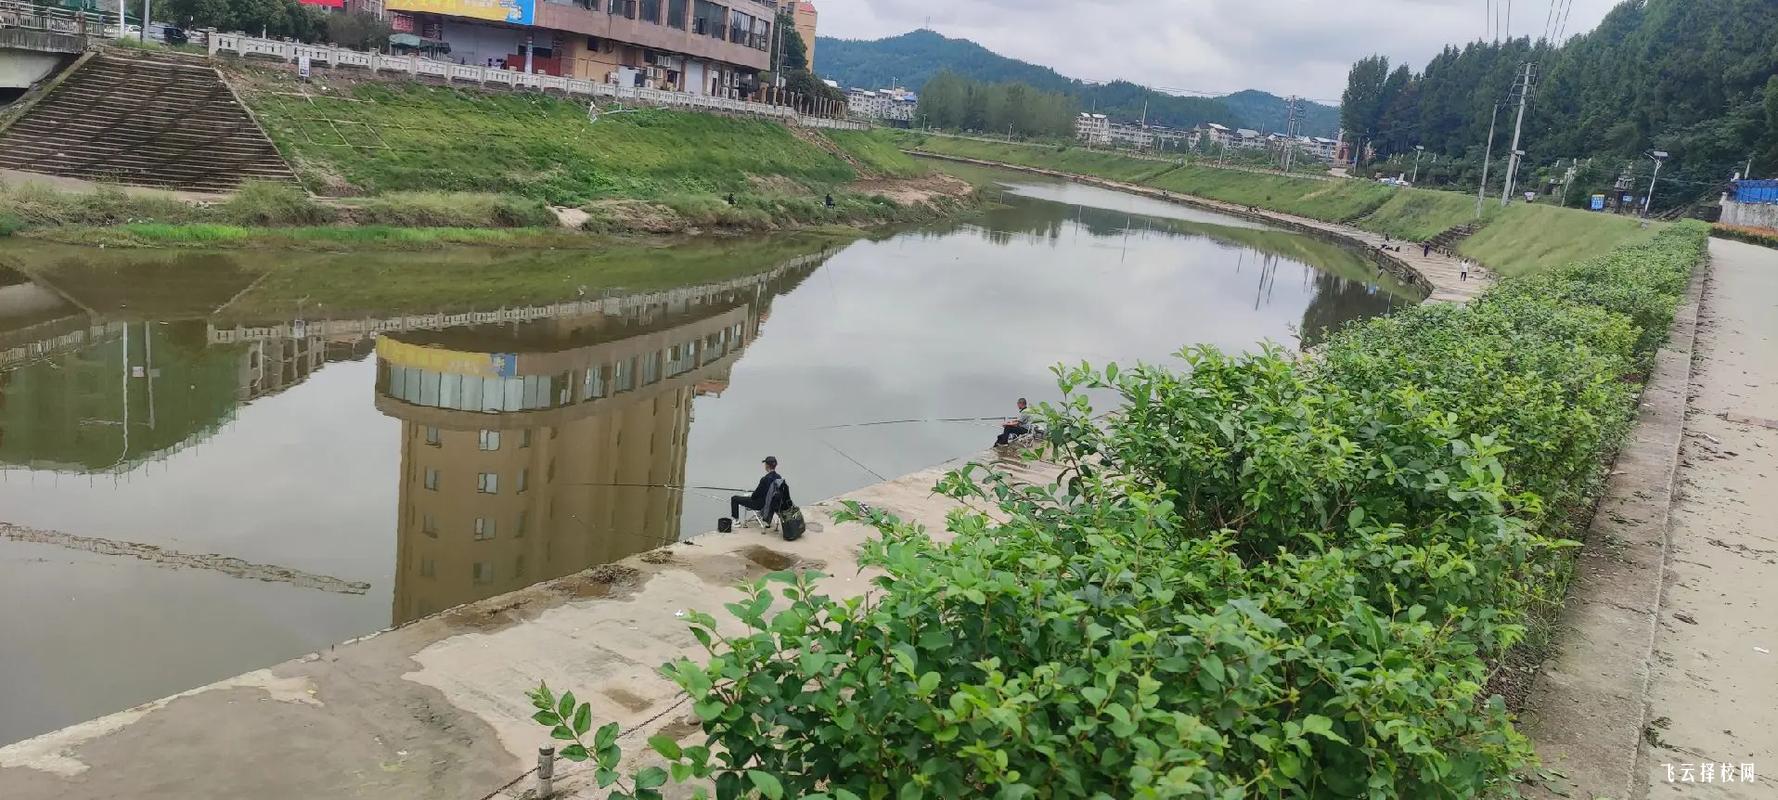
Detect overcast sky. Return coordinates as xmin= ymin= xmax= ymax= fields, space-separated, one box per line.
xmin=814 ymin=0 xmax=1624 ymax=102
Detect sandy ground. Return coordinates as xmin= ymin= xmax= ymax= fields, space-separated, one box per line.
xmin=1636 ymin=237 xmax=1778 ymax=798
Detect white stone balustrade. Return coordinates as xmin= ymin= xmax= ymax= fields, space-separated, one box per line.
xmin=205 ymin=32 xmax=867 ymax=130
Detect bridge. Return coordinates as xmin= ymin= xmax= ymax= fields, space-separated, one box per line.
xmin=0 ymin=0 xmax=95 ymax=90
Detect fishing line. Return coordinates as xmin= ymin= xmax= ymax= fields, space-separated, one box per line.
xmin=819 ymin=436 xmax=889 ymax=482
xmin=812 ymin=415 xmax=1007 ymax=431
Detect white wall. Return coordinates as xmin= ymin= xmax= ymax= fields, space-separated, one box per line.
xmin=1721 ymin=200 xmax=1778 ymax=230
xmin=0 ymin=51 xmax=63 ymax=89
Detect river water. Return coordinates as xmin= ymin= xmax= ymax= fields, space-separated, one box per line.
xmin=0 ymin=174 xmax=1415 ymax=744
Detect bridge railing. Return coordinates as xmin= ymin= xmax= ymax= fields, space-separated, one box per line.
xmin=206 ymin=32 xmax=867 ymax=130
xmin=0 ymin=0 xmax=97 ymax=38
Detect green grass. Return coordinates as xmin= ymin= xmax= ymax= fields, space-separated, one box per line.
xmin=898 ymin=131 xmax=1662 ymax=277
xmin=1355 ymin=190 xmax=1497 ymax=241
xmin=234 ymin=69 xmax=863 ymax=204
xmin=343 ymin=191 xmax=558 ymax=228
xmin=824 ymin=130 xmax=928 ymax=178
xmin=25 ymin=223 xmax=595 ymax=250
xmin=1457 ymin=204 xmax=1661 ymax=277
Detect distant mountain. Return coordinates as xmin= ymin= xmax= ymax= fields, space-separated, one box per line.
xmin=816 ymin=30 xmax=1340 ymax=136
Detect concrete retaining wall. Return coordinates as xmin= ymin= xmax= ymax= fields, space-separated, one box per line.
xmin=1720 ymin=199 xmax=1778 ymax=231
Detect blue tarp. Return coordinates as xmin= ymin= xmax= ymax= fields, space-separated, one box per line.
xmin=1733 ymin=179 xmax=1778 ymax=204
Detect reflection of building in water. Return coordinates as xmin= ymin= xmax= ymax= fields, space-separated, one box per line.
xmin=377 ymin=260 xmax=820 ymax=625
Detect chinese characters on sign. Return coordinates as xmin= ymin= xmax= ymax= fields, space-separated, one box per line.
xmin=1665 ymin=763 xmax=1757 ymax=783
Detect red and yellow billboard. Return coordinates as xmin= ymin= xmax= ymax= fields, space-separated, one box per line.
xmin=384 ymin=0 xmax=533 ymax=24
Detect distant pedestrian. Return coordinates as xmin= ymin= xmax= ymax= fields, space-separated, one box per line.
xmin=1422 ymin=242 xmax=1431 ymax=257
xmin=824 ymin=193 xmax=835 ymax=208
xmin=726 ymin=193 xmax=736 ymax=205
xmin=1460 ymin=260 xmax=1470 ymax=281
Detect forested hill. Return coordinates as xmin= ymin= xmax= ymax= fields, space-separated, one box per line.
xmin=818 ymin=30 xmax=1340 ymax=136
xmin=1341 ymin=0 xmax=1778 ymax=209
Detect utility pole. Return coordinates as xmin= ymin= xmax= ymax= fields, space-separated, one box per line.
xmin=1476 ymin=103 xmax=1499 ymax=218
xmin=140 ymin=0 xmax=150 ymax=41
xmin=1411 ymin=145 xmax=1424 ymax=183
xmin=1501 ymin=61 xmax=1534 ymax=207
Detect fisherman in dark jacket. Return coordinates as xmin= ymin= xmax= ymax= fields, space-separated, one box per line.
xmin=731 ymin=456 xmax=791 ymax=524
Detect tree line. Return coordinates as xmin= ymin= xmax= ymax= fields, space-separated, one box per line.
xmin=1340 ymin=0 xmax=1778 ymax=209
xmin=915 ymin=71 xmax=1078 ymax=139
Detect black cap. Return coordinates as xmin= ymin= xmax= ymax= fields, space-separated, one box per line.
xmin=762 ymin=456 xmax=778 ymax=467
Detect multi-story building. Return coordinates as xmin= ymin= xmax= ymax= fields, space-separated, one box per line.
xmin=1198 ymin=122 xmax=1233 ymax=149
xmin=383 ymin=0 xmax=779 ymax=96
xmin=1075 ymin=112 xmax=1110 ymax=146
xmin=1106 ymin=122 xmax=1152 ymax=150
xmin=781 ymin=0 xmax=817 ymax=70
xmin=847 ymin=87 xmax=914 ymax=123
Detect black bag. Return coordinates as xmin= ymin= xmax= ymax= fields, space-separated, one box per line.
xmin=779 ymin=507 xmax=806 ymax=542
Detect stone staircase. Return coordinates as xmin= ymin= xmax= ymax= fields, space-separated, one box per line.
xmin=1426 ymin=222 xmax=1480 ymax=255
xmin=0 ymin=49 xmax=295 ymax=193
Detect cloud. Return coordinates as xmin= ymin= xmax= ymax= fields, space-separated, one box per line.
xmin=814 ymin=0 xmax=1623 ymax=100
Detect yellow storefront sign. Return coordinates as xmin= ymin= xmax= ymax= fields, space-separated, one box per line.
xmin=385 ymin=0 xmax=533 ymax=25
xmin=377 ymin=338 xmax=515 ymax=378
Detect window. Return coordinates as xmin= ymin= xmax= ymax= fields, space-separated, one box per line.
xmin=639 ymin=0 xmax=660 ymax=23
xmin=422 ymin=514 xmax=438 ymax=538
xmin=475 ymin=517 xmax=496 ymax=541
xmin=472 ymin=561 xmax=494 ymax=584
xmin=575 ymin=0 xmax=598 ymax=9
xmin=420 ymin=558 xmax=436 ymax=578
xmin=517 ymin=468 xmax=529 ymax=494
xmin=584 ymin=366 xmax=606 ymax=400
xmin=667 ymin=0 xmax=686 ymax=28
xmin=477 ymin=472 xmax=499 ymax=494
xmin=514 ymin=554 xmax=528 ymax=579
xmin=521 ymin=429 xmax=532 ymax=448
xmin=608 ymin=0 xmax=634 ymax=17
xmin=692 ymin=0 xmax=721 ymax=35
xmin=479 ymin=430 xmax=501 ymax=451
xmin=516 ymin=510 xmax=529 ymax=538
xmin=425 ymin=426 xmax=441 ymax=446
xmin=547 ymin=458 xmax=557 ymax=482
xmin=424 ymin=468 xmax=440 ymax=491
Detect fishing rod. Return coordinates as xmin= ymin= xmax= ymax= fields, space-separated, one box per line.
xmin=556 ymin=482 xmax=751 ymax=501
xmin=812 ymin=415 xmax=1012 ymax=431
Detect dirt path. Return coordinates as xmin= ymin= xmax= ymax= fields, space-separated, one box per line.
xmin=1635 ymin=237 xmax=1778 ymax=797
xmin=908 ymin=151 xmax=1490 ymax=304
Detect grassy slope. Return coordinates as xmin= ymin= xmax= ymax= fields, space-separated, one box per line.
xmin=1459 ymin=203 xmax=1660 ymax=277
xmin=896 ymin=132 xmax=1657 ymax=276
xmin=237 ymin=71 xmax=864 ymax=204
xmin=824 ymin=130 xmax=926 ymax=178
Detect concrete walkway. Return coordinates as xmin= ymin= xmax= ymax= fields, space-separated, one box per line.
xmin=0 ymin=455 xmax=1059 ymax=800
xmin=911 ymin=152 xmax=1491 ymax=304
xmin=1522 ymin=237 xmax=1778 ymax=799
xmin=1634 ymin=238 xmax=1777 ymax=797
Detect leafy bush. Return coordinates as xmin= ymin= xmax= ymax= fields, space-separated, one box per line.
xmin=217 ymin=180 xmax=336 ymax=226
xmin=533 ymin=222 xmax=1710 ymax=798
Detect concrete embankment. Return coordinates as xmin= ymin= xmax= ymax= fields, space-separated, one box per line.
xmin=912 ymin=151 xmax=1490 ymax=304
xmin=1521 ymin=238 xmax=1778 ymax=800
xmin=0 ymin=455 xmax=1059 ymax=800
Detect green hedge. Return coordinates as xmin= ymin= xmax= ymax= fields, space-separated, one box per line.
xmin=531 ymin=222 xmax=1710 ymax=799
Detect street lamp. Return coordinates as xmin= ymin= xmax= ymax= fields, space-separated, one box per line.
xmin=1643 ymin=150 xmax=1669 ymax=217
xmin=1411 ymin=145 xmax=1424 ymax=184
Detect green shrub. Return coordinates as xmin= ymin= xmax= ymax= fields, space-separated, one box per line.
xmin=217 ymin=180 xmax=335 ymax=226
xmin=351 ymin=191 xmax=556 ymax=228
xmin=527 ymin=218 xmax=1707 ymax=796
xmin=0 ymin=213 xmax=21 ymax=236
